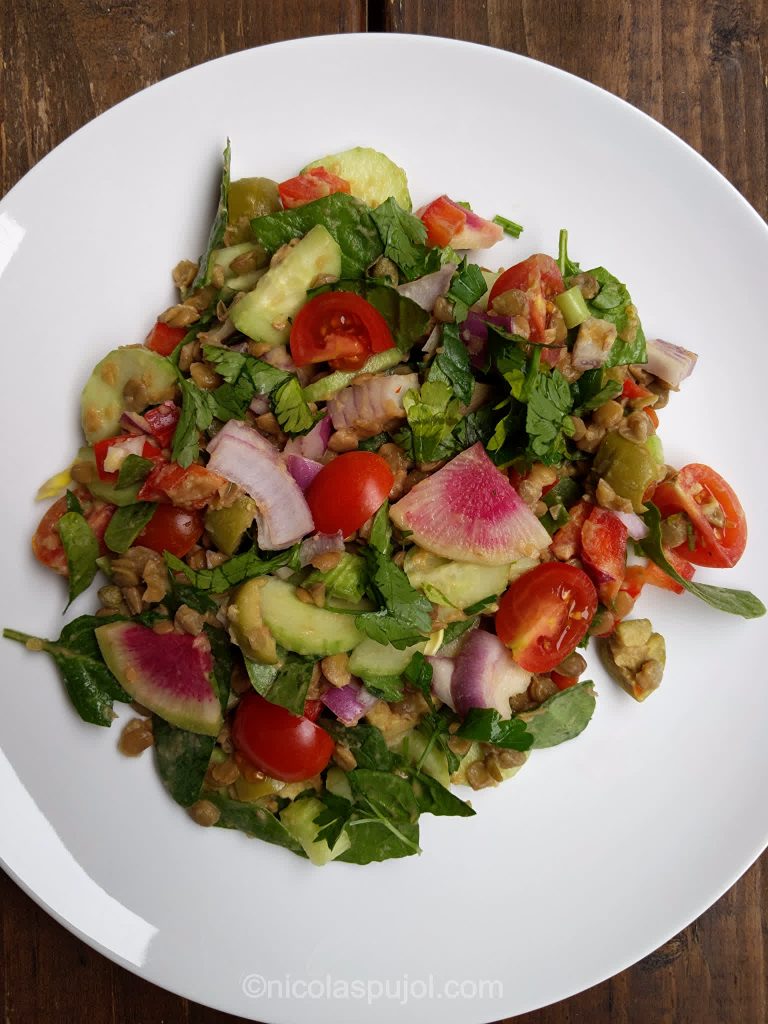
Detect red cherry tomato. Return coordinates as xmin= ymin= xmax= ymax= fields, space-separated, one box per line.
xmin=653 ymin=463 xmax=747 ymax=569
xmin=303 ymin=699 xmax=324 ymax=722
xmin=278 ymin=167 xmax=351 ymax=210
xmin=32 ymin=489 xmax=114 ymax=575
xmin=305 ymin=452 xmax=394 ymax=537
xmin=232 ymin=692 xmax=334 ymax=783
xmin=137 ymin=463 xmax=225 ymax=510
xmin=496 ymin=563 xmax=598 ymax=673
xmin=145 ymin=321 xmax=187 ymax=356
xmin=135 ymin=504 xmax=204 ymax=558
xmin=488 ymin=254 xmax=565 ymax=342
xmin=93 ymin=435 xmax=163 ymax=483
xmin=550 ymin=672 xmax=578 ymax=691
xmin=290 ymin=291 xmax=396 ymax=372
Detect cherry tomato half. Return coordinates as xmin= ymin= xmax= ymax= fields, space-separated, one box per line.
xmin=232 ymin=692 xmax=334 ymax=783
xmin=653 ymin=463 xmax=747 ymax=569
xmin=305 ymin=451 xmax=394 ymax=537
xmin=135 ymin=504 xmax=204 ymax=558
xmin=580 ymin=505 xmax=628 ymax=602
xmin=496 ymin=562 xmax=598 ymax=673
xmin=32 ymin=489 xmax=114 ymax=575
xmin=290 ymin=292 xmax=396 ymax=372
xmin=488 ymin=254 xmax=564 ymax=342
xmin=137 ymin=462 xmax=225 ymax=510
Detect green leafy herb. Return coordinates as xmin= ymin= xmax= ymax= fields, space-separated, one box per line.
xmin=250 ymin=193 xmax=383 ymax=278
xmin=338 ymin=816 xmax=420 ymax=864
xmin=526 ymin=368 xmax=574 ymax=464
xmin=245 ymin=652 xmax=314 ymax=716
xmin=203 ymin=792 xmax=304 ymax=854
xmin=457 ymin=708 xmax=534 ymax=751
xmin=3 ymin=616 xmax=129 ymax=727
xmin=439 ymin=616 xmax=479 ymax=648
xmin=360 ymin=675 xmax=405 ymax=701
xmin=370 ymin=198 xmax=441 ymax=281
xmin=354 ymin=609 xmax=429 ymax=650
xmin=557 ymin=229 xmax=580 ymax=278
xmin=165 ymin=546 xmax=298 ymax=594
xmin=409 ymin=769 xmax=474 ymax=817
xmin=165 ymin=581 xmax=218 ymax=616
xmin=172 ymin=375 xmax=216 ymax=467
xmin=367 ymin=501 xmax=393 ymax=556
xmin=572 ymin=368 xmax=622 ymax=414
xmin=205 ymin=624 xmax=232 ymax=714
xmin=523 ymin=681 xmax=597 ymax=747
xmin=641 ymin=504 xmax=765 ymax=618
xmin=203 ymin=344 xmax=289 ymax=394
xmin=116 ymin=454 xmax=154 ymax=489
xmin=103 ymin=502 xmax=156 ymax=555
xmin=357 ymin=432 xmax=389 ymax=452
xmin=272 ymin=376 xmax=319 ymax=435
xmin=153 ymin=718 xmax=215 ymax=807
xmin=493 ymin=214 xmax=524 ymax=238
xmin=320 ymin=720 xmax=396 ymax=771
xmin=403 ymin=381 xmax=462 ymax=463
xmin=446 ymin=261 xmax=487 ymax=322
xmin=192 ymin=139 xmax=231 ymax=290
xmin=356 ymin=526 xmax=433 ymax=649
xmin=313 ymin=792 xmax=356 ymax=849
xmin=539 ymin=477 xmax=582 ymax=533
xmin=403 ymin=654 xmax=461 ymax=775
xmin=585 ymin=267 xmax=647 ymax=366
xmin=58 ymin=511 xmax=100 ymax=606
xmin=427 ymin=323 xmax=474 ymax=405
xmin=65 ymin=489 xmax=83 ymax=514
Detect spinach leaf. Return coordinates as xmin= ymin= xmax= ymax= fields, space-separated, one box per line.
xmin=153 ymin=718 xmax=215 ymax=806
xmin=354 ymin=610 xmax=430 ymax=650
xmin=203 ymin=792 xmax=305 ymax=854
xmin=191 ymin=139 xmax=231 ymax=290
xmin=65 ymin=489 xmax=83 ymax=514
xmin=523 ymin=681 xmax=597 ymax=747
xmin=319 ymin=720 xmax=396 ymax=771
xmin=526 ymin=368 xmax=574 ymax=465
xmin=4 ymin=615 xmax=129 ymax=727
xmin=250 ymin=193 xmax=382 ymax=278
xmin=457 ymin=708 xmax=534 ymax=751
xmin=349 ymin=768 xmax=420 ymax=824
xmin=334 ymin=769 xmax=421 ymax=862
xmin=583 ymin=267 xmax=646 ymax=367
xmin=493 ymin=214 xmax=524 ymax=238
xmin=427 ymin=323 xmax=474 ymax=405
xmin=360 ymin=675 xmax=404 ymax=701
xmin=641 ymin=504 xmax=765 ymax=618
xmin=409 ymin=770 xmax=474 ymax=817
xmin=403 ymin=381 xmax=462 ymax=463
xmin=104 ymin=502 xmax=156 ymax=555
xmin=446 ymin=261 xmax=487 ymax=323
xmin=337 ymin=817 xmax=420 ymax=864
xmin=165 ymin=546 xmax=298 ymax=594
xmin=205 ymin=624 xmax=232 ymax=714
xmin=171 ymin=375 xmax=216 ymax=468
xmin=245 ymin=652 xmax=314 ymax=716
xmin=271 ymin=376 xmax=318 ymax=435
xmin=58 ymin=511 xmax=100 ymax=606
xmin=117 ymin=455 xmax=154 ymax=488
xmin=370 ymin=197 xmax=441 ymax=281
xmin=367 ymin=502 xmax=392 ymax=555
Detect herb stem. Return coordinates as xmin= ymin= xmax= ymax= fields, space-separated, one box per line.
xmin=557 ymin=228 xmax=568 ymax=276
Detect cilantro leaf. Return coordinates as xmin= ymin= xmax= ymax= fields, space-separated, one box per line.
xmin=446 ymin=261 xmax=487 ymax=322
xmin=172 ymin=375 xmax=216 ymax=467
xmin=165 ymin=546 xmax=298 ymax=594
xmin=641 ymin=504 xmax=765 ymax=618
xmin=403 ymin=381 xmax=462 ymax=464
xmin=457 ymin=708 xmax=534 ymax=751
xmin=525 ymin=368 xmax=574 ymax=465
xmin=370 ymin=198 xmax=442 ymax=281
xmin=272 ymin=376 xmax=318 ymax=435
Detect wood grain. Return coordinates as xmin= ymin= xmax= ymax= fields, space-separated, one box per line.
xmin=1 ymin=2 xmax=767 ymax=1022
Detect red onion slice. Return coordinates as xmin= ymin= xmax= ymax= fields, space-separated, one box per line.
xmin=206 ymin=420 xmax=313 ymax=549
xmin=644 ymin=338 xmax=698 ymax=387
xmin=612 ymin=510 xmax=648 ymax=541
xmin=321 ymin=681 xmax=379 ymax=726
xmin=451 ymin=630 xmax=531 ymax=718
xmin=284 ymin=454 xmax=324 ymax=492
xmin=427 ymin=656 xmax=456 ymax=710
xmin=328 ymin=373 xmax=418 ymax=432
xmin=299 ymin=531 xmax=344 ymax=567
xmin=397 ymin=264 xmax=457 ymax=311
xmin=283 ymin=414 xmax=332 ymax=460
xmin=119 ymin=410 xmax=151 ymax=435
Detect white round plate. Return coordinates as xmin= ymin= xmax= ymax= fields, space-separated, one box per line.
xmin=0 ymin=34 xmax=766 ymax=1023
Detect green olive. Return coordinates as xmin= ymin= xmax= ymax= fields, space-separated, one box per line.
xmin=593 ymin=432 xmax=658 ymax=513
xmin=228 ymin=177 xmax=281 ymax=225
xmin=204 ymin=496 xmax=256 ymax=556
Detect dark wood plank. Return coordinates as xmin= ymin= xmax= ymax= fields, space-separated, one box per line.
xmin=384 ymin=8 xmax=768 ymax=1023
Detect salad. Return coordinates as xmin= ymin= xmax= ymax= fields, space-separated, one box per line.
xmin=5 ymin=145 xmax=764 ymax=866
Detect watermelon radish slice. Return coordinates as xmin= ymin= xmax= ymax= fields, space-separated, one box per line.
xmin=390 ymin=443 xmax=550 ymax=565
xmin=96 ymin=622 xmax=223 ymax=736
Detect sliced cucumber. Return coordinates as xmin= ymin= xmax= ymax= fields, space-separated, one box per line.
xmin=303 ymin=348 xmax=402 ymax=403
xmin=259 ymin=578 xmax=362 ymax=656
xmin=397 ymin=729 xmax=450 ymax=787
xmin=302 ymin=147 xmax=411 ymax=210
xmin=228 ymin=578 xmax=279 ymax=665
xmin=81 ymin=347 xmax=177 ymax=443
xmin=280 ymin=796 xmax=351 ymax=866
xmin=76 ymin=447 xmax=142 ymax=507
xmin=349 ymin=637 xmax=425 ymax=680
xmin=229 ymin=224 xmax=341 ymax=347
xmin=325 ymin=767 xmax=353 ymax=802
xmin=404 ymin=548 xmax=510 ymax=610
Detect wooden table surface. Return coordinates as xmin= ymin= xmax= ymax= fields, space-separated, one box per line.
xmin=1 ymin=2 xmax=766 ymax=1022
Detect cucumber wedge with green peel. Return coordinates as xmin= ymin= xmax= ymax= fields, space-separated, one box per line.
xmin=302 ymin=147 xmax=411 ymax=210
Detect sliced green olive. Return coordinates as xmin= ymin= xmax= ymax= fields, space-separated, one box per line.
xmin=228 ymin=178 xmax=281 ymax=224
xmin=593 ymin=431 xmax=658 ymax=513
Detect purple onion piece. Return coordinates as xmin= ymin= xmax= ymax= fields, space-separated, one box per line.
xmin=451 ymin=630 xmax=531 ymax=718
xmin=284 ymin=453 xmax=324 ymax=492
xmin=299 ymin=531 xmax=344 ymax=567
xmin=644 ymin=338 xmax=698 ymax=388
xmin=321 ymin=681 xmax=379 ymax=726
xmin=396 ymin=264 xmax=456 ymax=311
xmin=283 ymin=414 xmax=332 ymax=460
xmin=249 ymin=395 xmax=270 ymax=416
xmin=119 ymin=410 xmax=151 ymax=435
xmin=427 ymin=656 xmax=455 ymax=709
